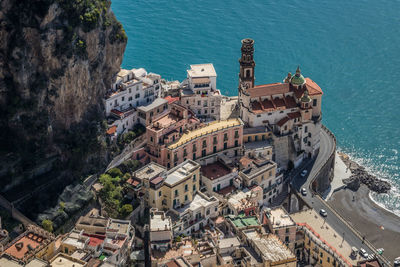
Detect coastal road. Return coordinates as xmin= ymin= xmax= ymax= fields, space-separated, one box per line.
xmin=291 ymin=128 xmax=385 ymax=263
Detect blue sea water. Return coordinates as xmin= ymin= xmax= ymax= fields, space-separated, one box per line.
xmin=111 ymin=0 xmax=400 ymax=214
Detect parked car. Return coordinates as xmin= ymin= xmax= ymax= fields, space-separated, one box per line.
xmin=359 ymin=248 xmax=369 ymax=258
xmin=301 ymin=188 xmax=307 ymax=196
xmin=301 ymin=170 xmax=308 ymax=177
xmin=393 ymin=257 xmax=400 ymax=267
xmin=319 ymin=209 xmax=328 ymax=217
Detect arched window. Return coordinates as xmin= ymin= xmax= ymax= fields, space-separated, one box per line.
xmin=246 ymin=69 xmax=251 ymax=78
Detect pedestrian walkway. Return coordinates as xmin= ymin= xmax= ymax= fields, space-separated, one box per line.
xmin=321 ymin=152 xmax=349 ymax=200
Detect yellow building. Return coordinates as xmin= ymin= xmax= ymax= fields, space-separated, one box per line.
xmin=135 ymin=160 xmax=201 ymax=210
xmin=291 ymin=209 xmax=357 ymax=267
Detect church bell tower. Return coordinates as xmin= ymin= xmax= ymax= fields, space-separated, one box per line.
xmin=239 ymin=38 xmax=256 ymax=92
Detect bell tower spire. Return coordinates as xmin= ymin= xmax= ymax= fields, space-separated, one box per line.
xmin=239 ymin=38 xmax=255 ymax=92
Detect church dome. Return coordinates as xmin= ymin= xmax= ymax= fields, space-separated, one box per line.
xmin=301 ymin=89 xmax=311 ymax=103
xmin=290 ymin=66 xmax=306 ymax=86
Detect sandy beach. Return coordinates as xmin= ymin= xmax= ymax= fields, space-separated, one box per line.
xmin=329 ymin=185 xmax=400 ymax=262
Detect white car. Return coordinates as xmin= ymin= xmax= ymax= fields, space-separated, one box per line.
xmin=301 ymin=188 xmax=307 ymax=196
xmin=359 ymin=248 xmax=369 ymax=258
xmin=319 ymin=209 xmax=328 ymax=217
xmin=301 ymin=170 xmax=308 ymax=177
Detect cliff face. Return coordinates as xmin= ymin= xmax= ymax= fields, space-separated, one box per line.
xmin=0 ymin=0 xmax=127 ymax=190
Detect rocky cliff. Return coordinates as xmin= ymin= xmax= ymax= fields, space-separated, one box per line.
xmin=0 ymin=0 xmax=127 ymax=192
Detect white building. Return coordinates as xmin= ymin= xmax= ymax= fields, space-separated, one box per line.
xmin=180 ymin=64 xmax=223 ymax=120
xmin=168 ymin=192 xmax=219 ymax=236
xmin=149 ymin=209 xmax=173 ymax=252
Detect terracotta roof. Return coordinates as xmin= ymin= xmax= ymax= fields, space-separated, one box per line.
xmin=261 ymin=99 xmax=275 ymax=110
xmin=166 ymin=260 xmax=180 ymax=267
xmin=248 ymin=83 xmax=290 ymax=98
xmin=164 ymin=95 xmax=179 ymax=104
xmin=248 ymin=78 xmax=322 ymax=99
xmin=127 ymin=178 xmax=140 ymax=187
xmin=110 ymin=109 xmax=123 ymax=116
xmin=4 ymin=235 xmax=42 ymax=259
xmin=273 ymin=97 xmax=286 ymax=109
xmin=277 ymin=116 xmax=290 ymax=127
xmin=287 ymin=112 xmax=301 ymax=119
xmin=285 ymin=95 xmax=297 ymax=108
xmin=106 ymin=125 xmax=117 ymax=135
xmin=83 ymin=234 xmax=105 ymax=247
xmin=150 ymin=176 xmax=164 ymax=185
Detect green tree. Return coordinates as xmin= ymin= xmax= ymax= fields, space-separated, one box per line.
xmin=120 ymin=204 xmax=133 ymax=217
xmin=122 ymin=173 xmax=131 ymax=182
xmin=42 ymin=219 xmax=53 ymax=232
xmin=107 ymin=167 xmax=123 ymax=178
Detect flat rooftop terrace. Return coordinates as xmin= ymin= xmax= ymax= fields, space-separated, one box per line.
xmin=244 ymin=231 xmax=296 ymax=263
xmin=227 ymin=215 xmax=260 ymax=229
xmin=168 ymin=118 xmax=242 ymax=149
xmin=200 ymin=161 xmax=233 ymax=180
xmin=165 ymin=160 xmax=199 ymax=186
xmin=268 ymin=207 xmax=295 ymax=228
xmin=134 ymin=162 xmax=166 ymax=181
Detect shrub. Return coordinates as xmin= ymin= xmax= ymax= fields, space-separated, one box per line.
xmin=120 ymin=204 xmax=133 ymax=217
xmin=42 ymin=219 xmax=53 ymax=232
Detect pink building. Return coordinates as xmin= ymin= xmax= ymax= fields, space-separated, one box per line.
xmin=145 ymin=103 xmax=244 ymax=168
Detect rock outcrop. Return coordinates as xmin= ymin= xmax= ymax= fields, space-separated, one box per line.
xmin=0 ymin=0 xmax=127 ymax=190
xmin=339 ymin=153 xmax=391 ymax=194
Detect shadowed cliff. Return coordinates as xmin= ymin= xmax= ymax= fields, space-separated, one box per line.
xmin=0 ymin=0 xmax=127 ymax=203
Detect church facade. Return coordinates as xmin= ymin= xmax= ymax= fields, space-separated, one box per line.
xmin=238 ymin=39 xmax=323 ymax=168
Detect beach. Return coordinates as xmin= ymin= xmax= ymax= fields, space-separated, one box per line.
xmin=329 ymin=184 xmax=400 ymax=262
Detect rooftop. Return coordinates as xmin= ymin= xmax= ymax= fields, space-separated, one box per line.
xmin=240 ymin=159 xmax=276 ymax=178
xmin=175 ymin=192 xmax=218 ymax=214
xmin=218 ymin=237 xmax=241 ymax=249
xmin=150 ymin=210 xmax=172 ymax=232
xmin=49 ymin=253 xmax=86 ymax=267
xmin=76 ymin=216 xmax=108 ymax=229
xmin=187 ymin=63 xmax=216 ymax=78
xmin=243 ymin=126 xmax=270 ymax=135
xmin=62 ymin=230 xmax=87 ymax=250
xmin=228 ymin=215 xmax=260 ymax=229
xmin=244 ymin=230 xmax=296 ymax=263
xmin=243 ymin=140 xmax=272 ymax=151
xmin=168 ymin=118 xmax=243 ymax=149
xmin=134 ymin=162 xmax=166 ymax=181
xmin=265 ymin=207 xmax=295 ymax=228
xmin=228 ymin=189 xmax=260 ymax=212
xmin=137 ymin=98 xmax=168 ymax=113
xmin=290 ymin=209 xmax=357 ymax=266
xmin=25 ymin=258 xmax=48 ymax=267
xmin=165 ymin=160 xmax=199 ymax=186
xmin=200 ymin=161 xmax=234 ymax=180
xmin=152 ymin=240 xmax=198 ymax=261
xmin=107 ymin=219 xmax=131 ymax=236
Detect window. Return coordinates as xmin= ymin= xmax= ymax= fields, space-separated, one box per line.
xmin=246 ymin=69 xmax=250 ymax=77
xmin=213 ymin=136 xmax=217 ymax=144
xmin=129 ymin=89 xmax=131 ymax=93
xmin=235 ymin=140 xmax=239 ymax=147
xmin=224 ymin=142 xmax=227 ymax=149
xmin=205 ymin=110 xmax=208 ymax=114
xmin=211 ymin=109 xmax=214 ymax=113
xmin=150 ymin=137 xmax=153 ymax=142
xmin=193 ymin=184 xmax=196 ymax=191
xmin=128 ymin=96 xmax=132 ymax=101
xmin=193 ymin=144 xmax=197 ymax=152
xmin=193 ymin=153 xmax=196 ymax=160
xmin=193 ymin=174 xmax=196 ymax=181
xmin=275 ymin=230 xmax=278 ymax=234
xmin=213 ymin=146 xmax=217 ymax=153
xmin=235 ymin=130 xmax=239 ymax=138
xmin=198 ymin=110 xmax=201 ymax=114
xmin=285 ymin=236 xmax=289 ymax=242
xmin=305 ymin=126 xmax=308 ymax=133
xmin=327 ymin=257 xmax=330 ymax=263
xmin=257 ymin=114 xmax=261 ymax=117
xmin=313 ymin=99 xmax=317 ymax=106
xmin=215 ymin=207 xmax=218 ymax=212
xmin=135 ymin=93 xmax=140 ymax=99
xmin=202 ymin=149 xmax=206 ymax=157
xmin=224 ymin=133 xmax=228 ymax=141
xmin=185 ymin=195 xmax=188 ymax=201
xmin=159 ymin=191 xmax=161 ymax=197
xmin=285 ymin=228 xmax=289 ymax=233
xmin=202 ymin=140 xmax=207 ymax=148
xmin=175 ymin=190 xmax=178 ymax=196
xmin=197 ymin=101 xmax=201 ymax=105
xmin=185 ymin=184 xmax=188 ymax=192
xmin=320 ymin=252 xmax=323 ymax=257
xmin=280 ymin=111 xmax=284 ymax=113
xmin=122 ymin=96 xmax=125 ymax=101
xmin=206 ymin=209 xmax=210 ymax=215
xmin=255 ymin=135 xmax=258 ymax=141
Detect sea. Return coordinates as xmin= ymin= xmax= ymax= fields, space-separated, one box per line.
xmin=111 ymin=0 xmax=400 ymax=216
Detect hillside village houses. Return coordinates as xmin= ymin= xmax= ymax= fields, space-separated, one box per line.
xmin=0 ymin=38 xmax=383 ymax=267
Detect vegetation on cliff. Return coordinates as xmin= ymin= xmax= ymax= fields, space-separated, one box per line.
xmin=0 ymin=0 xmax=127 ymax=216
